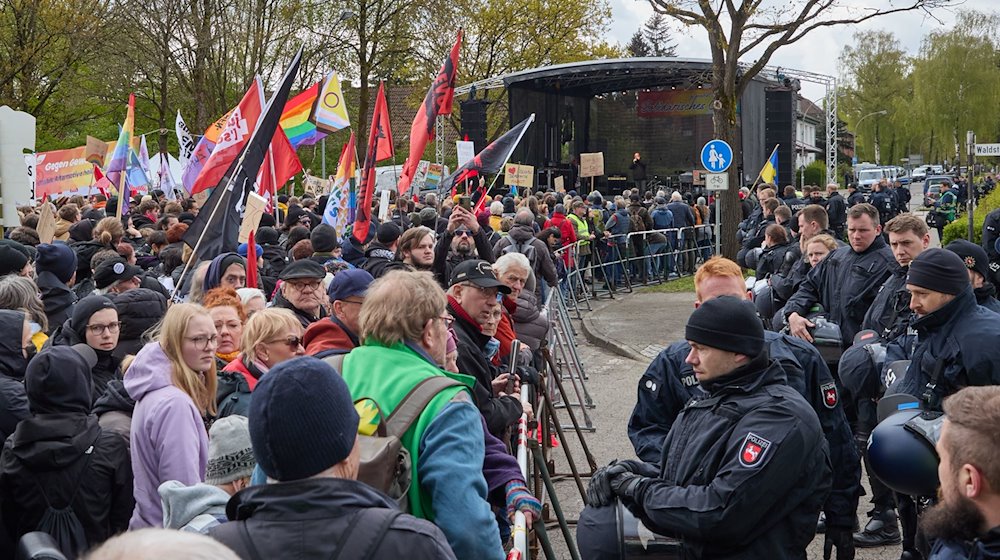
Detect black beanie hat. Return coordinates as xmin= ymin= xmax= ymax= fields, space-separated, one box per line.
xmin=377 ymin=222 xmax=402 ymax=244
xmin=71 ymin=295 xmax=117 ymax=341
xmin=310 ymin=224 xmax=339 ymax=253
xmin=26 ymin=345 xmax=96 ymax=415
xmin=0 ymin=241 xmax=29 ymax=276
xmin=907 ymin=248 xmax=969 ymax=296
xmin=35 ymin=243 xmax=78 ymax=284
xmin=685 ymin=296 xmax=765 ymax=357
xmin=249 ymin=356 xmax=359 ymax=481
xmin=945 ymin=239 xmax=990 ymax=284
xmin=256 ymin=226 xmax=280 ymax=246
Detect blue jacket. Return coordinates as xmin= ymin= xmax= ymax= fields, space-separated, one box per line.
xmin=929 ymin=528 xmax=1000 ymax=559
xmin=628 ymin=330 xmax=861 ymax=529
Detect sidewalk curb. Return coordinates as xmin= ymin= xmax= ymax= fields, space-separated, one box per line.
xmin=577 ymin=298 xmax=647 ymax=362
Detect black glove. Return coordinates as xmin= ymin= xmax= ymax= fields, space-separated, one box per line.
xmin=586 ymin=462 xmax=629 ymax=507
xmin=609 ymin=471 xmax=649 ymax=503
xmin=515 ymin=365 xmax=539 ymax=386
xmin=615 ymin=459 xmax=659 ymax=478
xmin=823 ymin=526 xmax=855 ymax=560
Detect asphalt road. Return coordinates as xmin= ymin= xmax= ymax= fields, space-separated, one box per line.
xmin=549 ymin=300 xmax=901 ymax=560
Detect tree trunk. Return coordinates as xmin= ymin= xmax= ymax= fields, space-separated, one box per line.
xmin=712 ymin=67 xmax=743 ymax=261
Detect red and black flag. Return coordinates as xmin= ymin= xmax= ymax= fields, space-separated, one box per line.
xmin=352 ymin=82 xmax=393 ymax=245
xmin=438 ymin=114 xmax=534 ymax=198
xmin=397 ymin=30 xmax=462 ymax=195
xmin=183 ymin=49 xmax=303 ymax=262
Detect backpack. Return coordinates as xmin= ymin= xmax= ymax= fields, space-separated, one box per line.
xmin=502 ymin=238 xmax=537 ymax=269
xmin=323 ymin=355 xmax=460 ymax=512
xmin=29 ymin=433 xmax=99 ymax=558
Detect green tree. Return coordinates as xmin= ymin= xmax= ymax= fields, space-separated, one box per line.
xmin=642 ymin=13 xmax=676 ymax=57
xmin=627 ymin=30 xmax=651 ymax=57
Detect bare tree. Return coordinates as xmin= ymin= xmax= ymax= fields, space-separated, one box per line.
xmin=647 ymin=0 xmax=949 ymax=258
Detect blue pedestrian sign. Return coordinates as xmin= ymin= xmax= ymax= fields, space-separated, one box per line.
xmin=701 ymin=140 xmax=733 ymax=173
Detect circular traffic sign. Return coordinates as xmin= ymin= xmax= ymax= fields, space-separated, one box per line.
xmin=701 ymin=140 xmax=733 ymax=173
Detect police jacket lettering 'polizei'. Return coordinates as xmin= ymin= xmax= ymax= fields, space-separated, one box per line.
xmin=624 ymin=351 xmax=832 ymax=559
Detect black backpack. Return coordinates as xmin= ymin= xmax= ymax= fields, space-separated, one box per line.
xmin=29 ymin=432 xmax=100 ymax=558
xmin=502 ymin=238 xmax=537 ymax=269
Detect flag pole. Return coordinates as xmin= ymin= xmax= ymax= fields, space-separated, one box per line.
xmin=750 ymin=144 xmax=779 ymax=191
xmin=479 ymin=113 xmax=535 ymax=203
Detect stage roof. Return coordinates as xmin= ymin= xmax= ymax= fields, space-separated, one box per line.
xmin=494 ymin=58 xmax=769 ymax=97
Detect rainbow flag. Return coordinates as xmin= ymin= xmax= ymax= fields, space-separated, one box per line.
xmin=280 ymin=82 xmax=326 ymax=148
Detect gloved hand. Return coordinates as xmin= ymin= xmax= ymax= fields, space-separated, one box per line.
xmin=823 ymin=526 xmax=855 ymax=560
xmin=586 ymin=461 xmax=630 ymax=507
xmin=516 ymin=365 xmax=539 ymax=386
xmin=615 ymin=459 xmax=659 ymax=478
xmin=609 ymin=471 xmax=649 ymax=503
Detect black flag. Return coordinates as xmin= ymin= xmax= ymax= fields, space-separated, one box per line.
xmin=184 ymin=48 xmax=303 ymax=261
xmin=438 ymin=114 xmax=534 ymax=195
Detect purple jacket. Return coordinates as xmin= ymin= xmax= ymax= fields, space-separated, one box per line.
xmin=125 ymin=342 xmax=208 ymax=529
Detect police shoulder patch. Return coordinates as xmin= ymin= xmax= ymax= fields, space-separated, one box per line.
xmin=820 ymin=381 xmax=839 ymax=409
xmin=738 ymin=432 xmax=772 ymax=468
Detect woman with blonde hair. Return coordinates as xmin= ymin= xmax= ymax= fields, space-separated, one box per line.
xmin=94 ymin=217 xmax=125 ymax=248
xmin=125 ymin=303 xmax=218 ymax=529
xmin=216 ymin=308 xmax=304 ymax=418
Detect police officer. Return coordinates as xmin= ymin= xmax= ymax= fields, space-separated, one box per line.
xmin=847 ymin=184 xmax=867 ymax=207
xmin=826 ymin=184 xmax=848 ymax=240
xmin=871 ymin=182 xmax=898 ymax=231
xmin=842 ymin=214 xmax=929 ymax=548
xmin=877 ymin=249 xmax=1000 ymax=559
xmin=627 ymin=258 xmax=860 ymax=558
xmin=982 ymin=207 xmax=1000 ymax=263
xmin=945 ymin=239 xmax=1000 ymax=313
xmin=786 ymin=203 xmax=898 ymax=350
xmin=582 ymin=296 xmax=832 ymax=559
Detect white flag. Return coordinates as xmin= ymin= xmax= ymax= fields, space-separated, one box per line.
xmin=175 ymin=111 xmax=195 ymax=168
xmin=159 ymin=154 xmax=178 ymax=199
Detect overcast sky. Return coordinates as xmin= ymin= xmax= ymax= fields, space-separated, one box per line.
xmin=607 ymin=0 xmax=991 ymax=101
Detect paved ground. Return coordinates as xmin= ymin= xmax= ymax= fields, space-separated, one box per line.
xmin=538 ymin=288 xmax=901 ymax=560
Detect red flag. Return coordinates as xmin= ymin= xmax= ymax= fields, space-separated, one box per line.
xmin=190 ymin=79 xmax=264 ymax=194
xmin=92 ymin=165 xmax=112 ymax=199
xmin=353 ymin=82 xmax=392 ymax=244
xmin=246 ymin=229 xmax=258 ymax=289
xmin=397 ymin=30 xmax=461 ymax=195
xmin=256 ymin=127 xmax=302 ymax=203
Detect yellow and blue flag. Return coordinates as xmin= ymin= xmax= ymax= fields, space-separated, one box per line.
xmin=760 ymin=145 xmax=779 ymax=185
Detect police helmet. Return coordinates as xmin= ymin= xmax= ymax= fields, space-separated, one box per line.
xmin=868 ymin=409 xmax=943 ymax=497
xmin=744 ymin=247 xmax=763 ymax=270
xmin=808 ymin=316 xmax=843 ymax=363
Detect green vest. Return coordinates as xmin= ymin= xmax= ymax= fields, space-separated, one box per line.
xmin=568 ymin=213 xmax=591 ymax=249
xmin=341 ymin=341 xmax=475 ymax=520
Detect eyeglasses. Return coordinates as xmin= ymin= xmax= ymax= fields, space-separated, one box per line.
xmin=285 ymin=280 xmax=322 ymax=292
xmin=454 ymin=230 xmax=473 ymax=237
xmin=267 ymin=335 xmax=303 ymax=349
xmin=186 ymin=335 xmax=219 ymax=350
xmin=86 ymin=322 xmax=121 ymax=335
xmin=436 ymin=314 xmax=455 ymax=328
xmin=464 ymin=283 xmax=500 ymax=299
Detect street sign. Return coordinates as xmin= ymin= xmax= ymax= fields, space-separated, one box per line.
xmin=705 ymin=172 xmax=729 ymax=191
xmin=700 ymin=140 xmax=733 ymax=173
xmin=975 ymin=143 xmax=1000 ymax=157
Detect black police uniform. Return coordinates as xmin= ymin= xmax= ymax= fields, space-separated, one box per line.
xmin=886 ymin=285 xmax=1000 ymax=411
xmin=982 ymin=208 xmax=1000 ymax=262
xmin=870 ymin=190 xmax=897 ymax=228
xmin=847 ymin=190 xmax=867 ymax=207
xmin=628 ymin=330 xmax=861 ymax=532
xmin=587 ymin=352 xmax=831 ymax=559
xmin=784 ymin=236 xmax=898 ymax=348
xmin=827 ymin=192 xmax=848 ymax=238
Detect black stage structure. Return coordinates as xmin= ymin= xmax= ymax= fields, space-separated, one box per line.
xmin=458 ymin=58 xmax=797 ymax=195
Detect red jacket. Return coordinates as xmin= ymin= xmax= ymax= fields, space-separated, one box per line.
xmin=303 ymin=316 xmax=359 ymax=356
xmin=544 ymin=212 xmax=577 ymax=266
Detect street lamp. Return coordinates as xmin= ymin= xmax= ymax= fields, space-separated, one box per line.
xmin=852 ymin=110 xmax=888 ymax=166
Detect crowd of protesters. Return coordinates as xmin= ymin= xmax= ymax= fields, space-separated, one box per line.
xmin=0 ymin=183 xmax=707 ymax=559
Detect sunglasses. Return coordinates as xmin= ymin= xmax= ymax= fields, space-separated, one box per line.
xmin=455 ymin=230 xmax=473 ymax=237
xmin=268 ymin=335 xmax=304 ymax=349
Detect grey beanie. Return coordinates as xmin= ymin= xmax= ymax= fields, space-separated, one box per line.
xmin=205 ymin=415 xmax=256 ymax=485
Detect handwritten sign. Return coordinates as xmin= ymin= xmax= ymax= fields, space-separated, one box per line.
xmin=580 ymin=152 xmax=604 ymax=178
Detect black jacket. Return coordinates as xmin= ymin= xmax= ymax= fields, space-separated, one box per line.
xmin=36 ymin=271 xmax=76 ymax=336
xmin=628 ymin=330 xmax=859 ymax=529
xmin=361 ymin=242 xmax=408 ymax=279
xmin=975 ymin=284 xmax=1000 ymax=314
xmin=70 ymin=240 xmax=106 ymax=285
xmin=92 ymin=380 xmax=134 ymax=445
xmin=0 ymin=415 xmax=133 ymax=558
xmin=887 ymin=286 xmax=1000 ymax=411
xmin=0 ymin=311 xmax=30 ymax=443
xmin=448 ymin=300 xmax=522 ymax=437
xmin=784 ymin=236 xmax=897 ymax=346
xmin=826 ymin=192 xmax=847 ymax=228
xmin=261 ymin=245 xmax=288 ymax=278
xmin=756 ymin=241 xmax=794 ymax=278
xmin=627 ymin=353 xmax=831 ymax=559
xmin=209 ymin=477 xmax=456 ymax=560
xmin=929 ymin=527 xmax=1000 ymax=560
xmin=111 ymin=288 xmax=167 ymax=360
xmin=433 ymin=228 xmax=495 ymax=289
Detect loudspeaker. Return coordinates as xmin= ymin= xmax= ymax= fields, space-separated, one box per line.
xmin=460 ymin=100 xmax=489 ymax=152
xmin=765 ymin=89 xmax=795 ymax=188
